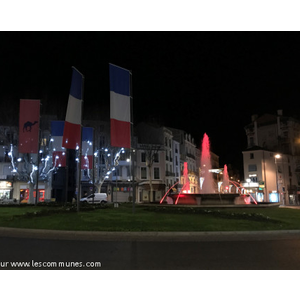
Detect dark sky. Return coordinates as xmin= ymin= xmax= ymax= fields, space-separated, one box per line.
xmin=1 ymin=32 xmax=300 ymax=170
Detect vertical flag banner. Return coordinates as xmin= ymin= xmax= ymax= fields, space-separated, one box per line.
xmin=19 ymin=99 xmax=40 ymax=153
xmin=109 ymin=63 xmax=131 ymax=149
xmin=51 ymin=121 xmax=66 ymax=167
xmin=81 ymin=127 xmax=93 ymax=169
xmin=62 ymin=67 xmax=84 ymax=149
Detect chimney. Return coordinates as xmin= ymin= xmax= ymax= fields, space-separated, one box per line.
xmin=251 ymin=114 xmax=258 ymax=122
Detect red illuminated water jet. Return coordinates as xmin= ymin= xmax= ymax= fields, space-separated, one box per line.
xmin=174 ymin=162 xmax=190 ymax=205
xmin=182 ymin=162 xmax=190 ymax=193
xmin=223 ymin=164 xmax=229 ymax=192
xmin=159 ymin=181 xmax=179 ymax=204
xmin=229 ymin=180 xmax=257 ymax=204
xmin=200 ymin=133 xmax=214 ymax=193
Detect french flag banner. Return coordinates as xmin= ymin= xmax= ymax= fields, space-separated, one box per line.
xmin=62 ymin=67 xmax=84 ymax=149
xmin=109 ymin=63 xmax=131 ymax=149
xmin=51 ymin=121 xmax=66 ymax=167
xmin=81 ymin=127 xmax=93 ymax=169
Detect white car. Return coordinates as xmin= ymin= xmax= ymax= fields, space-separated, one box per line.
xmin=80 ymin=193 xmax=107 ymax=205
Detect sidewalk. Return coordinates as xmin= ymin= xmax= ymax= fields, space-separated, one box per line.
xmin=280 ymin=205 xmax=300 ymax=209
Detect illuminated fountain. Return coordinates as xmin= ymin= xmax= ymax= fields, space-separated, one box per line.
xmin=229 ymin=180 xmax=257 ymax=205
xmin=200 ymin=133 xmax=215 ymax=193
xmin=182 ymin=162 xmax=190 ymax=193
xmin=222 ymin=164 xmax=229 ymax=192
xmin=160 ymin=133 xmax=252 ymax=206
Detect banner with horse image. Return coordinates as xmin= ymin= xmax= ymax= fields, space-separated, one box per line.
xmin=18 ymin=99 xmax=40 ymax=153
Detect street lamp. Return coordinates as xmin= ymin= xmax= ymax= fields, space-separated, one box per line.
xmin=274 ymin=154 xmax=281 ymax=205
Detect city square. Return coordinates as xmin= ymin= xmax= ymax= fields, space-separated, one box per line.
xmin=1 ymin=27 xmax=300 ymax=300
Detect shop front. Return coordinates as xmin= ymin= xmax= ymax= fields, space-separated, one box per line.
xmin=108 ymin=182 xmax=134 ymax=203
xmin=138 ymin=183 xmax=166 ymax=203
xmin=0 ymin=180 xmax=13 ymax=200
xmin=14 ymin=182 xmax=47 ymax=203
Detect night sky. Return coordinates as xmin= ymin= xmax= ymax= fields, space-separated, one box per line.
xmin=1 ymin=32 xmax=300 ymax=172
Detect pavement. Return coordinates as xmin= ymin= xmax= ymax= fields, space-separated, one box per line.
xmin=1 ymin=226 xmax=300 ymax=242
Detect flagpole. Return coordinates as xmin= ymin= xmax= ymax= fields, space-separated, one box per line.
xmin=65 ymin=150 xmax=69 ymax=206
xmin=77 ymin=72 xmax=84 ymax=212
xmin=35 ymin=127 xmax=41 ymax=206
xmin=35 ymin=118 xmax=41 ymax=206
xmin=92 ymin=127 xmax=95 ymax=204
xmin=129 ymin=70 xmax=136 ymax=214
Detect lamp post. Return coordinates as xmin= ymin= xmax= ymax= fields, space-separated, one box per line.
xmin=275 ymin=154 xmax=281 ymax=205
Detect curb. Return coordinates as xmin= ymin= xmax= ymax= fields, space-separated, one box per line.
xmin=1 ymin=227 xmax=300 ymax=242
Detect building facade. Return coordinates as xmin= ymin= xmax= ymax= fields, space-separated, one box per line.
xmin=242 ymin=110 xmax=300 ymax=204
xmin=168 ymin=128 xmax=199 ymax=193
xmin=1 ymin=116 xmax=224 ymax=203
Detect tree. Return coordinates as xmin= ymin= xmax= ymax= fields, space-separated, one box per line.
xmin=94 ymin=146 xmax=125 ymax=193
xmin=142 ymin=144 xmax=162 ymax=202
xmin=8 ymin=139 xmax=55 ymax=204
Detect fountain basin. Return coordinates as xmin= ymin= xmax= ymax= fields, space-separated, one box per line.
xmin=169 ymin=193 xmax=240 ymax=205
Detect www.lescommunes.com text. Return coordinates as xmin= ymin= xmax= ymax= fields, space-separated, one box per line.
xmin=0 ymin=260 xmax=101 ymax=268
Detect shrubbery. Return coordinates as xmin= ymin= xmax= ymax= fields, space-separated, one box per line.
xmin=144 ymin=205 xmax=282 ymax=223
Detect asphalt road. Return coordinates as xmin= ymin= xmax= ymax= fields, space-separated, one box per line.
xmin=1 ymin=228 xmax=300 ymax=270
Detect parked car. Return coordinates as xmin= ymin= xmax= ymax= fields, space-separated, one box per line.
xmin=80 ymin=193 xmax=107 ymax=205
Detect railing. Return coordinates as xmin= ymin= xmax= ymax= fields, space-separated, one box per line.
xmin=287 ymin=185 xmax=298 ymax=192
xmin=186 ymin=153 xmax=195 ymax=159
xmin=165 ymin=171 xmax=175 ymax=177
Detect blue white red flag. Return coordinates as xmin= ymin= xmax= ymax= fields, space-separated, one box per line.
xmin=62 ymin=67 xmax=83 ymax=149
xmin=51 ymin=121 xmax=66 ymax=167
xmin=81 ymin=127 xmax=93 ymax=169
xmin=109 ymin=63 xmax=131 ymax=149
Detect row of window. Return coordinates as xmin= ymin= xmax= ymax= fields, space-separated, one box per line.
xmin=104 ymin=165 xmax=162 ymax=180
xmin=141 ymin=167 xmax=160 ymax=180
xmin=140 ymin=151 xmax=179 ymax=165
xmin=111 ymin=166 xmax=180 ymax=181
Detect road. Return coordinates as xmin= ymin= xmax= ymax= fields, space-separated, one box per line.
xmin=1 ymin=228 xmax=300 ymax=270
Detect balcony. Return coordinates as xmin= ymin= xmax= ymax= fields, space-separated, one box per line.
xmin=186 ymin=153 xmax=195 ymax=160
xmin=165 ymin=171 xmax=175 ymax=177
xmin=288 ymin=185 xmax=298 ymax=193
